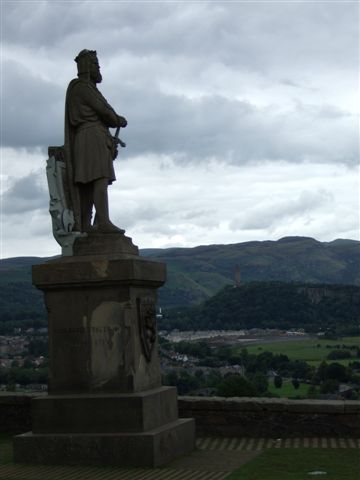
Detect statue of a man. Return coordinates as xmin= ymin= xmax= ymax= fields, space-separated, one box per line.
xmin=64 ymin=49 xmax=127 ymax=234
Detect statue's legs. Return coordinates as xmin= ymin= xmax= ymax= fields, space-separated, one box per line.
xmin=93 ymin=178 xmax=109 ymax=226
xmin=79 ymin=183 xmax=93 ymax=232
xmin=77 ymin=179 xmax=124 ymax=234
xmin=93 ymin=178 xmax=124 ymax=234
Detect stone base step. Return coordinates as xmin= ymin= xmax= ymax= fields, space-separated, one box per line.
xmin=32 ymin=387 xmax=178 ymax=433
xmin=14 ymin=418 xmax=195 ymax=467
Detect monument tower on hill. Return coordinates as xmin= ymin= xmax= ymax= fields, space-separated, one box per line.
xmin=234 ymin=264 xmax=242 ymax=287
xmin=13 ymin=49 xmax=195 ymax=467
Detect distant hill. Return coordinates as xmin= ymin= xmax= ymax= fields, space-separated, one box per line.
xmin=143 ymin=236 xmax=360 ymax=307
xmin=159 ymin=282 xmax=360 ymax=334
xmin=0 ymin=257 xmax=52 ymax=333
xmin=0 ymin=237 xmax=359 ymax=332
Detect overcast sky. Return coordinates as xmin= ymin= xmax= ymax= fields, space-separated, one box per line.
xmin=1 ymin=0 xmax=359 ymax=258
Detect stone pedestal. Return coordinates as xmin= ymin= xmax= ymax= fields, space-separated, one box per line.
xmin=14 ymin=233 xmax=195 ymax=466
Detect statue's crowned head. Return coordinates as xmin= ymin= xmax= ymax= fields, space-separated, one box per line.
xmin=74 ymin=49 xmax=102 ymax=83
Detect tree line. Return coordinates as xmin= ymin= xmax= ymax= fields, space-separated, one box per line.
xmin=159 ymin=282 xmax=360 ymax=335
xmin=161 ymin=339 xmax=360 ymax=399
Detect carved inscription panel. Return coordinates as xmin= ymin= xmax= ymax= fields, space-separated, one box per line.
xmin=52 ymin=301 xmax=132 ymax=390
xmin=90 ymin=301 xmax=132 ymax=389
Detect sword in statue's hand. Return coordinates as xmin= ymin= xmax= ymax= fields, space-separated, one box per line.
xmin=111 ymin=126 xmax=126 ymax=161
xmin=114 ymin=126 xmax=126 ymax=148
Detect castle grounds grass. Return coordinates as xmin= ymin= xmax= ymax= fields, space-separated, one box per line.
xmin=225 ymin=448 xmax=360 ymax=480
xmin=1 ymin=435 xmax=359 ymax=480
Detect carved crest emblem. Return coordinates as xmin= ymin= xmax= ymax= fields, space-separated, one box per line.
xmin=136 ymin=298 xmax=157 ymax=362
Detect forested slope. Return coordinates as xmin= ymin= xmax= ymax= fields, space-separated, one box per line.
xmin=160 ymin=282 xmax=360 ymax=334
xmin=0 ymin=237 xmax=359 ymax=332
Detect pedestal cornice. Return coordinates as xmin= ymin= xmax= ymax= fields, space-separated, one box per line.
xmin=32 ymin=255 xmax=166 ymax=289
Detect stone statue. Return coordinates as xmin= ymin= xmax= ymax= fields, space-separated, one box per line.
xmin=64 ymin=49 xmax=127 ymax=234
xmin=17 ymin=50 xmax=195 ymax=466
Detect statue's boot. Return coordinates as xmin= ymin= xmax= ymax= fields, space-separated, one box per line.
xmin=97 ymin=221 xmax=125 ymax=234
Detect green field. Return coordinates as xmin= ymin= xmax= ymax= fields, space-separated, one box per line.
xmin=226 ymin=448 xmax=360 ymax=480
xmin=268 ymin=380 xmax=309 ymax=398
xmin=242 ymin=336 xmax=360 ymax=366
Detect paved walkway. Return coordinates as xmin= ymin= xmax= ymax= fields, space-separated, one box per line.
xmin=197 ymin=436 xmax=360 ymax=450
xmin=0 ymin=437 xmax=359 ymax=480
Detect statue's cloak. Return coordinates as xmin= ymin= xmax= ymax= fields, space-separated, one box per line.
xmin=64 ymin=78 xmax=82 ymax=232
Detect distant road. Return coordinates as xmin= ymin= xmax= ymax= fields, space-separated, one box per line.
xmin=232 ymin=334 xmax=317 ymax=347
xmin=164 ymin=330 xmax=317 ymax=346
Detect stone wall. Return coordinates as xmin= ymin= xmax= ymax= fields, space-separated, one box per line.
xmin=1 ymin=393 xmax=359 ymax=437
xmin=0 ymin=393 xmax=39 ymax=434
xmin=179 ymin=396 xmax=360 ymax=438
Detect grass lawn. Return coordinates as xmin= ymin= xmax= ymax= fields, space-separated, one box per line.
xmin=243 ymin=336 xmax=360 ymax=366
xmin=0 ymin=436 xmax=359 ymax=480
xmin=225 ymin=448 xmax=360 ymax=480
xmin=268 ymin=380 xmax=309 ymax=398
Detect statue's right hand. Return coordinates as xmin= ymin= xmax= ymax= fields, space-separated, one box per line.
xmin=117 ymin=115 xmax=127 ymax=128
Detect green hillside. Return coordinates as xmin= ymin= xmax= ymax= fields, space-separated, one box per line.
xmin=0 ymin=237 xmax=359 ymax=332
xmin=0 ymin=257 xmax=49 ymax=333
xmin=144 ymin=236 xmax=360 ymax=307
xmin=160 ymin=282 xmax=360 ymax=334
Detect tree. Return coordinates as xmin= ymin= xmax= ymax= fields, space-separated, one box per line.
xmin=216 ymin=346 xmax=233 ymax=361
xmin=274 ymin=375 xmax=283 ymax=389
xmin=163 ymin=370 xmax=178 ymax=387
xmin=307 ymin=385 xmax=317 ymax=397
xmin=271 ymin=354 xmax=290 ymax=370
xmin=168 ymin=370 xmax=200 ymax=395
xmin=289 ymin=360 xmax=311 ymax=380
xmin=23 ymin=359 xmax=33 ymax=369
xmin=28 ymin=339 xmax=48 ymax=356
xmin=0 ymin=368 xmax=8 ymax=384
xmin=316 ymin=361 xmax=328 ymax=382
xmin=320 ymin=380 xmax=339 ymax=394
xmin=248 ymin=372 xmax=269 ymax=394
xmin=292 ymin=378 xmax=300 ymax=390
xmin=218 ymin=375 xmax=257 ymax=397
xmin=327 ymin=350 xmax=352 ymax=360
xmin=205 ymin=370 xmax=222 ymax=387
xmin=325 ymin=363 xmax=349 ymax=383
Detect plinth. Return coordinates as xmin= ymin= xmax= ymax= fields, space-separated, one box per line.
xmin=14 ymin=233 xmax=195 ymax=467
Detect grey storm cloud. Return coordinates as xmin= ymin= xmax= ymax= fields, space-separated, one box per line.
xmin=230 ymin=190 xmax=333 ymax=231
xmin=2 ymin=60 xmax=357 ymax=166
xmin=1 ymin=1 xmax=359 ymax=258
xmin=3 ymin=1 xmax=357 ymax=71
xmin=2 ymin=1 xmax=358 ymax=165
xmin=126 ymin=91 xmax=357 ymax=164
xmin=119 ymin=205 xmax=169 ymax=229
xmin=2 ymin=60 xmax=64 ymax=149
xmin=1 ymin=171 xmax=48 ymax=214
